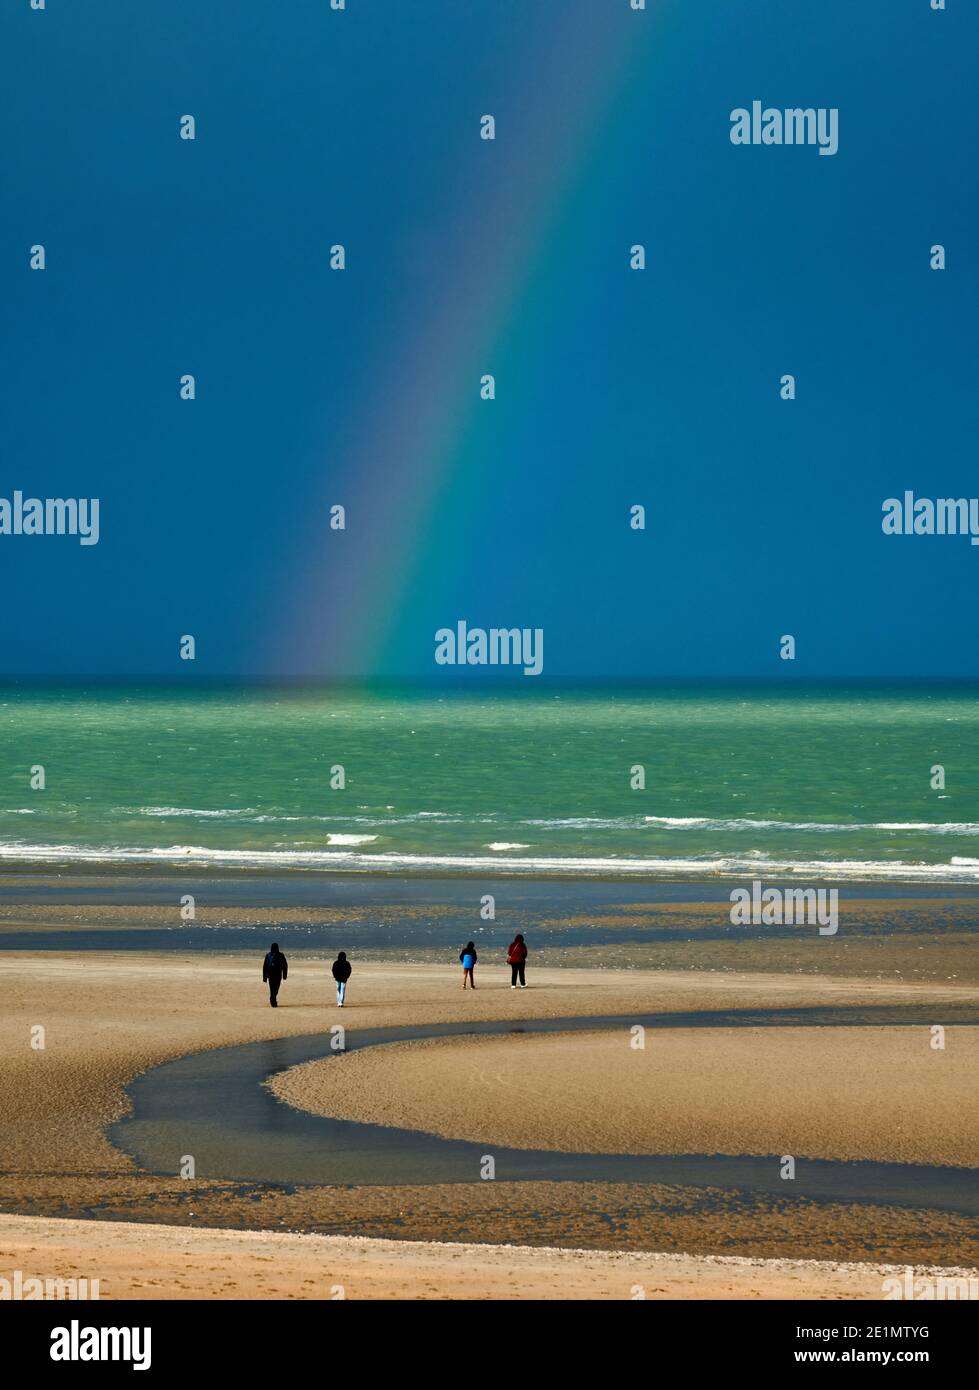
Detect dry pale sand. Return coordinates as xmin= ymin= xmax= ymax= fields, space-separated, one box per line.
xmin=2 ymin=1213 xmax=967 ymax=1301
xmin=271 ymin=1026 xmax=979 ymax=1167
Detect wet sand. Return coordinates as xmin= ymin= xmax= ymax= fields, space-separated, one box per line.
xmin=2 ymin=885 xmax=978 ymax=982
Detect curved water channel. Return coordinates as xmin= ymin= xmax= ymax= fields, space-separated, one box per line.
xmin=110 ymin=1005 xmax=979 ymax=1214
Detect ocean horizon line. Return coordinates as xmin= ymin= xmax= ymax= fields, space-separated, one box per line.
xmin=2 ymin=676 xmax=979 ymax=694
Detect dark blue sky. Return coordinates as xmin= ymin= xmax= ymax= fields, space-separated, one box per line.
xmin=3 ymin=0 xmax=977 ymax=679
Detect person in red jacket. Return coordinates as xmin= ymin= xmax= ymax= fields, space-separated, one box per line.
xmin=506 ymin=933 xmax=528 ymax=989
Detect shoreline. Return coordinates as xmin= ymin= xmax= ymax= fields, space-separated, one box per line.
xmin=1 ymin=855 xmax=978 ymax=884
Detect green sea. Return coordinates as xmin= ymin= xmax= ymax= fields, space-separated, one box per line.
xmin=2 ymin=684 xmax=979 ymax=882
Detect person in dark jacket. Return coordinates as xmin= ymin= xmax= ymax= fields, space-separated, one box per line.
xmin=263 ymin=942 xmax=288 ymax=1007
xmin=506 ymin=933 xmax=528 ymax=989
xmin=332 ymin=950 xmax=352 ymax=1007
xmin=460 ymin=942 xmax=477 ymax=990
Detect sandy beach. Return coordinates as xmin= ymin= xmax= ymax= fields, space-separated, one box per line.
xmin=0 ymin=948 xmax=977 ymax=1297
xmin=4 ymin=1212 xmax=969 ymax=1301
xmin=2 ymin=951 xmax=974 ymax=1177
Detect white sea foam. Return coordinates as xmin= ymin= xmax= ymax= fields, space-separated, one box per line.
xmin=642 ymin=816 xmax=712 ymax=827
xmin=113 ymin=809 xmax=979 ymax=835
xmin=520 ymin=814 xmax=979 ymax=834
xmin=122 ymin=807 xmax=468 ymax=827
xmin=324 ymin=834 xmax=379 ymax=846
xmin=522 ymin=817 xmax=642 ymax=830
xmin=125 ymin=806 xmax=258 ymax=819
xmin=0 ymin=840 xmax=978 ymax=882
xmin=642 ymin=816 xmax=979 ymax=834
xmin=485 ymin=842 xmax=532 ymax=851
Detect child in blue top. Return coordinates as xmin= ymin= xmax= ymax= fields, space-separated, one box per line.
xmin=460 ymin=942 xmax=477 ymax=990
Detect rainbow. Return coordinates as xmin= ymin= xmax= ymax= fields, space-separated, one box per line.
xmin=269 ymin=4 xmax=649 ymax=677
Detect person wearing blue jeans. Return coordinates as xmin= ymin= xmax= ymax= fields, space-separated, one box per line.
xmin=332 ymin=950 xmax=352 ymax=1007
